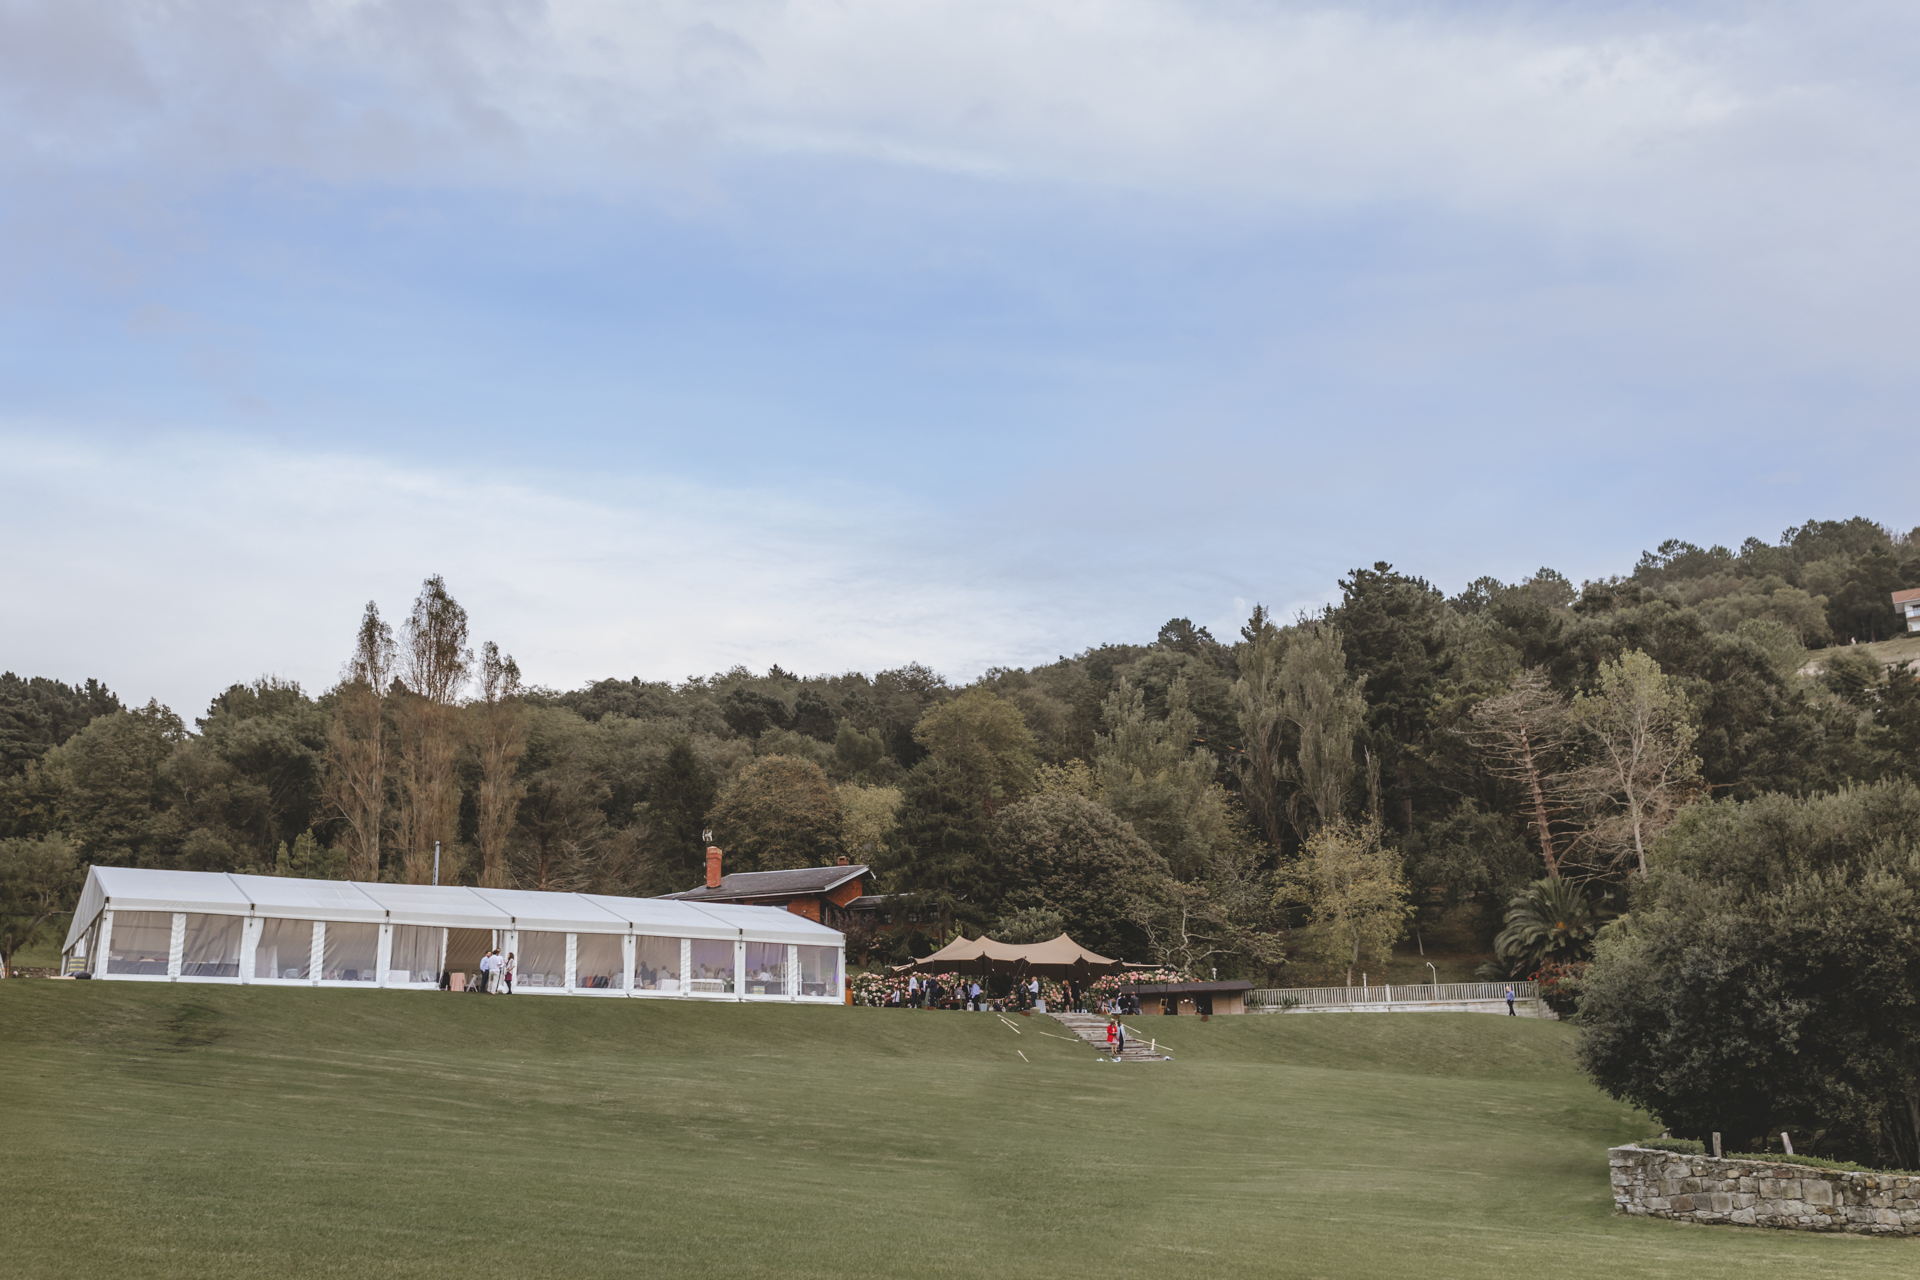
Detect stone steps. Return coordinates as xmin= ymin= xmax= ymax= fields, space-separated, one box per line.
xmin=1047 ymin=1012 xmax=1169 ymax=1060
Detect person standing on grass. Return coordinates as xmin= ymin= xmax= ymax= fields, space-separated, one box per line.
xmin=907 ymin=974 xmax=919 ymax=1008
xmin=502 ymin=952 xmax=514 ymax=995
xmin=1504 ymin=984 xmax=1516 ymax=1016
xmin=478 ymin=949 xmax=493 ymax=994
xmin=1105 ymin=1018 xmax=1117 ymax=1057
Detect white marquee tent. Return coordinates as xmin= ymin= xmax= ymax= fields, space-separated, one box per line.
xmin=60 ymin=866 xmax=845 ymax=1002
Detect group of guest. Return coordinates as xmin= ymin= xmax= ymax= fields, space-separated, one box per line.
xmin=886 ymin=974 xmax=1102 ymax=1013
xmin=438 ymin=948 xmax=513 ymax=993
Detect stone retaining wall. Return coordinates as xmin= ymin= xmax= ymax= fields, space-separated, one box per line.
xmin=1610 ymin=1145 xmax=1920 ymax=1234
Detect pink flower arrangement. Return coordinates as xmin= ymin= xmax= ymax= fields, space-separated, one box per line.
xmin=847 ymin=970 xmax=966 ymax=1006
xmin=1088 ymin=968 xmax=1189 ymax=999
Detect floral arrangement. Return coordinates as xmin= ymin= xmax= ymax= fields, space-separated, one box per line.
xmin=1087 ymin=967 xmax=1189 ymax=1002
xmin=848 ymin=969 xmax=968 ymax=1006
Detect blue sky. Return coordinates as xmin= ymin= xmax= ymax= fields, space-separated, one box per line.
xmin=2 ymin=0 xmax=1916 ymax=713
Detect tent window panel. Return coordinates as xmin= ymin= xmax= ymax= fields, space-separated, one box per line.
xmin=107 ymin=912 xmax=173 ymax=975
xmin=256 ymin=919 xmax=315 ymax=980
xmin=180 ymin=914 xmax=243 ymax=977
xmin=688 ymin=939 xmax=734 ymax=994
xmin=321 ymin=922 xmax=378 ymax=981
xmin=517 ymin=931 xmax=566 ymax=988
xmin=742 ymin=942 xmax=786 ymax=996
xmin=798 ymin=945 xmax=841 ymax=997
xmin=389 ymin=925 xmax=445 ymax=985
xmin=573 ymin=934 xmax=623 ymax=989
xmin=635 ymin=936 xmax=681 ymax=992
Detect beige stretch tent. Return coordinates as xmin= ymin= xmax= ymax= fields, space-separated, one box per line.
xmin=60 ymin=865 xmax=846 ymax=1002
xmin=897 ymin=932 xmax=1126 ymax=978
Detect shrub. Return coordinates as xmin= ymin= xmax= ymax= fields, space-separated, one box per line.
xmin=1578 ymin=781 xmax=1920 ymax=1169
xmin=1532 ymin=960 xmax=1588 ymax=1018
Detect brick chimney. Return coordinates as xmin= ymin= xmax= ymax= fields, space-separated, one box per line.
xmin=837 ymin=855 xmax=849 ymax=866
xmin=705 ymin=846 xmax=723 ymax=889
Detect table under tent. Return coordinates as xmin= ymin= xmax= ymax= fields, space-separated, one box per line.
xmin=60 ymin=866 xmax=845 ymax=1002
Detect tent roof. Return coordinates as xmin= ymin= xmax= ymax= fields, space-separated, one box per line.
xmin=897 ymin=932 xmax=1126 ymax=977
xmin=1013 ymin=933 xmax=1123 ymax=971
xmin=459 ymin=887 xmax=633 ymax=933
xmin=227 ymin=873 xmax=390 ymax=922
xmin=62 ymin=866 xmax=843 ymax=953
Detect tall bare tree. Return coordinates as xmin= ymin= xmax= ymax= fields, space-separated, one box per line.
xmin=1567 ymin=650 xmax=1702 ymax=877
xmin=322 ymin=602 xmax=394 ymax=881
xmin=392 ymin=576 xmax=472 ymax=884
xmin=403 ymin=574 xmax=472 ymax=703
xmin=392 ymin=697 xmax=460 ymax=884
xmin=470 ymin=641 xmax=527 ymax=890
xmin=1468 ymin=667 xmax=1574 ymax=878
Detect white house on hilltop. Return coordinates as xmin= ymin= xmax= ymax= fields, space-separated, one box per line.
xmin=1894 ymin=587 xmax=1920 ymax=634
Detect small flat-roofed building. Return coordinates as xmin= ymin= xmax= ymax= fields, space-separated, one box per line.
xmin=1893 ymin=587 xmax=1920 ymax=634
xmin=60 ymin=865 xmax=844 ymax=1002
xmin=1120 ymin=979 xmax=1254 ymax=1016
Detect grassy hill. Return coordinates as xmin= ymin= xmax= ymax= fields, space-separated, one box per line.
xmin=1800 ymin=632 xmax=1920 ymax=674
xmin=2 ymin=984 xmax=1913 ymax=1278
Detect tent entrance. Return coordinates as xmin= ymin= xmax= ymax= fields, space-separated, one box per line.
xmin=445 ymin=928 xmax=493 ymax=977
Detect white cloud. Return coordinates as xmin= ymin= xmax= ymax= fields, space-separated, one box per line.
xmin=0 ymin=427 xmax=1124 ymax=712
xmin=5 ymin=1 xmax=1914 ymax=343
xmin=0 ymin=2 xmax=1885 ymax=212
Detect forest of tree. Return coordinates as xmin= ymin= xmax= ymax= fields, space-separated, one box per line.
xmin=4 ymin=516 xmax=1919 ymax=988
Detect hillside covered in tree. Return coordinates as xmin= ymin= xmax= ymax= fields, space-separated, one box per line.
xmin=5 ymin=516 xmax=1919 ymax=982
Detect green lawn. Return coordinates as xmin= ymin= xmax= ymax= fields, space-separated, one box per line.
xmin=2 ymin=984 xmax=1912 ymax=1278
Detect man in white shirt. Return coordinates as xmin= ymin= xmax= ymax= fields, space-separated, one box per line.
xmin=478 ymin=950 xmax=494 ymax=994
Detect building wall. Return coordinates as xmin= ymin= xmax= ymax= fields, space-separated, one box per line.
xmin=1143 ymin=991 xmax=1246 ymax=1015
xmin=1610 ymin=1146 xmax=1920 ymax=1234
xmin=1274 ymin=998 xmax=1551 ymax=1017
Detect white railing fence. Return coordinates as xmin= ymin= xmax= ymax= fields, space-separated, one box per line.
xmin=1247 ymin=981 xmax=1538 ymax=1009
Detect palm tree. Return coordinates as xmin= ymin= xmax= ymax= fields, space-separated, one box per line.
xmin=1494 ymin=878 xmax=1608 ymax=974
